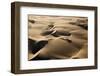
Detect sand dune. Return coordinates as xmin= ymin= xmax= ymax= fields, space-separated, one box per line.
xmin=28 ymin=15 xmax=88 ymax=60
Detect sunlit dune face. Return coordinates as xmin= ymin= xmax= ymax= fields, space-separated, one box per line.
xmin=28 ymin=15 xmax=88 ymax=60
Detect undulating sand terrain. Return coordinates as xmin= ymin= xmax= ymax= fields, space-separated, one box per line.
xmin=28 ymin=15 xmax=88 ymax=60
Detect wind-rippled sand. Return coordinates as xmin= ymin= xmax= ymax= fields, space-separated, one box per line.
xmin=28 ymin=15 xmax=88 ymax=60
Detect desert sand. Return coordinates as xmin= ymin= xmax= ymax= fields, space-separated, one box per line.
xmin=28 ymin=15 xmax=88 ymax=60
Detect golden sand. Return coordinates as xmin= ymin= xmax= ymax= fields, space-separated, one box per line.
xmin=28 ymin=15 xmax=88 ymax=60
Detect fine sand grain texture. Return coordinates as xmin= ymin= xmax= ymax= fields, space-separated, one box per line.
xmin=28 ymin=15 xmax=88 ymax=60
